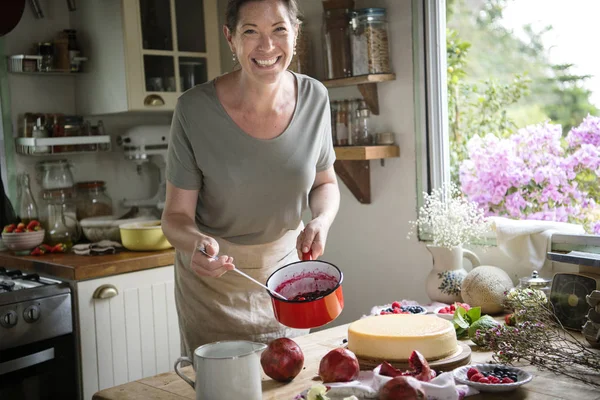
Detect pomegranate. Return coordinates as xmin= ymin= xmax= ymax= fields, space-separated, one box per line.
xmin=379 ymin=376 xmax=425 ymax=400
xmin=260 ymin=338 xmax=304 ymax=382
xmin=377 ymin=351 xmax=434 ymax=382
xmin=318 ymin=348 xmax=360 ymax=383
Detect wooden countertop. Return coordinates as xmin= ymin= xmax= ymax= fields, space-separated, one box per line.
xmin=93 ymin=323 xmax=600 ymax=400
xmin=0 ymin=249 xmax=175 ymax=281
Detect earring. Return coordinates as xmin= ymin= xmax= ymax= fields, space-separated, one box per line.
xmin=293 ymin=47 xmax=297 ymax=56
xmin=232 ymin=52 xmax=237 ymax=63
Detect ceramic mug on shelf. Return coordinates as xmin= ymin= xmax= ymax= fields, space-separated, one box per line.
xmin=174 ymin=340 xmax=267 ymax=400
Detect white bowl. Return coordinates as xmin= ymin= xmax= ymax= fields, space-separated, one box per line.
xmin=80 ymin=215 xmax=154 ymax=242
xmin=1 ymin=230 xmax=45 ymax=252
xmin=434 ymin=307 xmax=455 ymax=320
xmin=453 ymin=363 xmax=533 ymax=392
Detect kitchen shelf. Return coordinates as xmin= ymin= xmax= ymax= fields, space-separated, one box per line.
xmin=7 ymin=54 xmax=88 ymax=74
xmin=321 ymin=74 xmax=396 ymax=115
xmin=333 ymin=145 xmax=400 ymax=204
xmin=15 ymin=135 xmax=111 ymax=156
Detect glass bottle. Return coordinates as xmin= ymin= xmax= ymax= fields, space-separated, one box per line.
xmin=16 ymin=174 xmax=39 ymax=224
xmin=336 ymin=101 xmax=348 ymax=146
xmin=323 ymin=9 xmax=353 ymax=79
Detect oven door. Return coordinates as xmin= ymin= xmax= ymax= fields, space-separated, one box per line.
xmin=0 ymin=333 xmax=78 ymax=400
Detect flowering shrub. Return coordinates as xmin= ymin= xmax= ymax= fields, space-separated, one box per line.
xmin=408 ymin=182 xmax=490 ymax=248
xmin=459 ymin=115 xmax=600 ymax=234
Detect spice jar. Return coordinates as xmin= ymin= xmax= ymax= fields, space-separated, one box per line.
xmin=76 ymin=181 xmax=113 ymax=220
xmin=352 ymin=8 xmax=391 ymax=75
xmin=289 ymin=18 xmax=312 ymax=76
xmin=323 ymin=8 xmax=353 ymax=79
xmin=355 ymin=100 xmax=373 ymax=145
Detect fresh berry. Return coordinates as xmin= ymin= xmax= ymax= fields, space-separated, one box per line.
xmin=478 ymin=377 xmax=491 ymax=384
xmin=466 ymin=368 xmax=479 ymax=379
xmin=489 ymin=376 xmax=501 ymax=384
xmin=501 ymin=377 xmax=515 ymax=384
xmin=391 ymin=301 xmax=401 ymax=309
xmin=470 ymin=373 xmax=484 ymax=382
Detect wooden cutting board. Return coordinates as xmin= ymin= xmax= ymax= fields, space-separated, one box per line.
xmin=355 ymin=342 xmax=472 ymax=372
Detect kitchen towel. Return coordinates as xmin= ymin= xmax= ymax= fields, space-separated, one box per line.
xmin=72 ymin=240 xmax=123 ymax=255
xmin=490 ymin=216 xmax=585 ymax=271
xmin=296 ymin=369 xmax=478 ymax=400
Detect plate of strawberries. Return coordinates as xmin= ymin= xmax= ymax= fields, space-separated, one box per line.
xmin=454 ymin=363 xmax=532 ymax=392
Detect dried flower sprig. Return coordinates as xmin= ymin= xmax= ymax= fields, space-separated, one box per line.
xmin=408 ymin=182 xmax=490 ymax=248
xmin=478 ymin=289 xmax=600 ymax=388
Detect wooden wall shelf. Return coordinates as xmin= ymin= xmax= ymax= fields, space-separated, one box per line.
xmin=321 ymin=74 xmax=396 ymax=115
xmin=333 ymin=145 xmax=400 ymax=204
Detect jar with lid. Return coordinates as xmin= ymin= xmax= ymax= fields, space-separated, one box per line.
xmin=352 ymin=8 xmax=391 ymax=75
xmin=36 ymin=159 xmax=74 ymax=190
xmin=355 ymin=100 xmax=373 ymax=145
xmin=323 ymin=9 xmax=353 ymax=79
xmin=76 ymin=181 xmax=113 ymax=220
xmin=63 ymin=115 xmax=83 ymax=152
xmin=288 ymin=18 xmax=312 ymax=76
xmin=518 ymin=270 xmax=553 ymax=299
xmin=37 ymin=42 xmax=54 ymax=72
xmin=41 ymin=188 xmax=81 ymax=247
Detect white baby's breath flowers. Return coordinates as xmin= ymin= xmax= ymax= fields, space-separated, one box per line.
xmin=408 ymin=182 xmax=490 ymax=248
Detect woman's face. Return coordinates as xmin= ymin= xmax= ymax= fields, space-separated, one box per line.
xmin=226 ymin=0 xmax=298 ymax=83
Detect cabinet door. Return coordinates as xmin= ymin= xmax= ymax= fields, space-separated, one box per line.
xmin=77 ymin=266 xmax=180 ymax=400
xmin=123 ymin=0 xmax=221 ymax=111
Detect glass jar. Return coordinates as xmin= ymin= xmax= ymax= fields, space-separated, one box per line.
xmin=518 ymin=270 xmax=553 ymax=299
xmin=323 ymin=9 xmax=353 ymax=79
xmin=352 ymin=8 xmax=391 ymax=75
xmin=76 ymin=181 xmax=114 ymax=220
xmin=41 ymin=188 xmax=81 ymax=247
xmin=355 ymin=101 xmax=373 ymax=145
xmin=37 ymin=159 xmax=75 ymax=190
xmin=289 ymin=18 xmax=312 ymax=76
xmin=38 ymin=42 xmax=54 ymax=72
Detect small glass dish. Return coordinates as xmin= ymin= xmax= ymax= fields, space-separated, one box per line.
xmin=433 ymin=307 xmax=454 ymax=320
xmin=454 ymin=363 xmax=533 ymax=392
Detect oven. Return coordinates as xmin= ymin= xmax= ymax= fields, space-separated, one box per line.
xmin=0 ymin=268 xmax=78 ymax=399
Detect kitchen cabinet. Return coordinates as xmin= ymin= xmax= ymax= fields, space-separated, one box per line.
xmin=76 ymin=265 xmax=180 ymax=400
xmin=74 ymin=0 xmax=221 ymax=115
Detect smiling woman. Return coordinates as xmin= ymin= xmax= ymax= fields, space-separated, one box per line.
xmin=161 ymin=0 xmax=340 ymax=359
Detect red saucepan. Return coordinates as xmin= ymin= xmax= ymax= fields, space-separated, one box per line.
xmin=265 ymin=252 xmax=344 ymax=329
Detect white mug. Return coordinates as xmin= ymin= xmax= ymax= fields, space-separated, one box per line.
xmin=174 ymin=340 xmax=267 ymax=400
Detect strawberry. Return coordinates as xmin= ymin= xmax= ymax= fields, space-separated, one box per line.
xmin=51 ymin=243 xmax=67 ymax=253
xmin=26 ymin=220 xmax=41 ymax=231
xmin=17 ymin=222 xmax=25 ymax=230
xmin=30 ymin=246 xmax=46 ymax=256
xmin=470 ymin=373 xmax=484 ymax=382
xmin=391 ymin=301 xmax=401 ymax=309
xmin=466 ymin=368 xmax=479 ymax=379
xmin=3 ymin=223 xmax=16 ymax=233
xmin=14 ymin=228 xmax=24 ymax=233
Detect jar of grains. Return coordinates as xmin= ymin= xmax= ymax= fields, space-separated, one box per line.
xmin=288 ymin=18 xmax=312 ymax=76
xmin=76 ymin=181 xmax=114 ymax=220
xmin=352 ymin=8 xmax=391 ymax=75
xmin=323 ymin=8 xmax=353 ymax=79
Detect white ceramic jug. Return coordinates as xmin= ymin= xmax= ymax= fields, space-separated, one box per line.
xmin=174 ymin=340 xmax=267 ymax=400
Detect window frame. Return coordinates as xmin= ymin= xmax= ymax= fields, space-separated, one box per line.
xmin=413 ymin=0 xmax=599 ymax=251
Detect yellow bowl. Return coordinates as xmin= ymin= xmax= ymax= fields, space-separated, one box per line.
xmin=118 ymin=220 xmax=172 ymax=251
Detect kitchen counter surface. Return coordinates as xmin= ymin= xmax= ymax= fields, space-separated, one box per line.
xmin=0 ymin=249 xmax=175 ymax=281
xmin=92 ymin=322 xmax=600 ymax=400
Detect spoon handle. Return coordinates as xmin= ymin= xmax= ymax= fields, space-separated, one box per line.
xmin=195 ymin=246 xmax=288 ymax=301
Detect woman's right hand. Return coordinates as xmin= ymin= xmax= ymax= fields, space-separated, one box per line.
xmin=191 ymin=238 xmax=235 ymax=277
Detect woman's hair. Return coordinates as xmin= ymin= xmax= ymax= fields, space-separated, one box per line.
xmin=225 ymin=0 xmax=300 ymax=32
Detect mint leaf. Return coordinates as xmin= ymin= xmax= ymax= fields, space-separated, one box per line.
xmin=453 ymin=307 xmax=469 ymax=329
xmin=466 ymin=306 xmax=481 ymax=323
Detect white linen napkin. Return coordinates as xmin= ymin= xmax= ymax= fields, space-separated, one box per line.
xmin=72 ymin=240 xmax=123 ymax=255
xmin=297 ymin=369 xmax=478 ymax=400
xmin=490 ymin=216 xmax=585 ymax=270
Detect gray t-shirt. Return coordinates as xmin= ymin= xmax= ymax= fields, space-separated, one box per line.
xmin=166 ymin=72 xmax=335 ymax=245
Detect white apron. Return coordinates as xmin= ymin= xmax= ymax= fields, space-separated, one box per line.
xmin=174 ymin=224 xmax=308 ymax=358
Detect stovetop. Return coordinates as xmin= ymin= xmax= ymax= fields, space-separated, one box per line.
xmin=0 ymin=267 xmax=69 ymax=306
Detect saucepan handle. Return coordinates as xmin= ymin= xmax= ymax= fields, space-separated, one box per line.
xmin=174 ymin=356 xmax=195 ymax=389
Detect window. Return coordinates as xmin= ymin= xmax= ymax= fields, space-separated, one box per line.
xmin=417 ymin=0 xmax=600 ymax=246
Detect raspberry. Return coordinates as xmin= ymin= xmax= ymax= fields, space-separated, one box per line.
xmin=470 ymin=373 xmax=484 ymax=382
xmin=391 ymin=301 xmax=401 ymax=309
xmin=392 ymin=308 xmax=401 ymax=314
xmin=501 ymin=377 xmax=515 ymax=384
xmin=478 ymin=378 xmax=491 ymax=384
xmin=466 ymin=368 xmax=479 ymax=379
xmin=489 ymin=376 xmax=501 ymax=384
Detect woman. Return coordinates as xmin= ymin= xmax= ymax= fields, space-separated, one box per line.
xmin=162 ymin=0 xmax=340 ymax=358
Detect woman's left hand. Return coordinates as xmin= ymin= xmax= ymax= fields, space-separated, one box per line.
xmin=296 ymin=216 xmax=331 ymax=259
